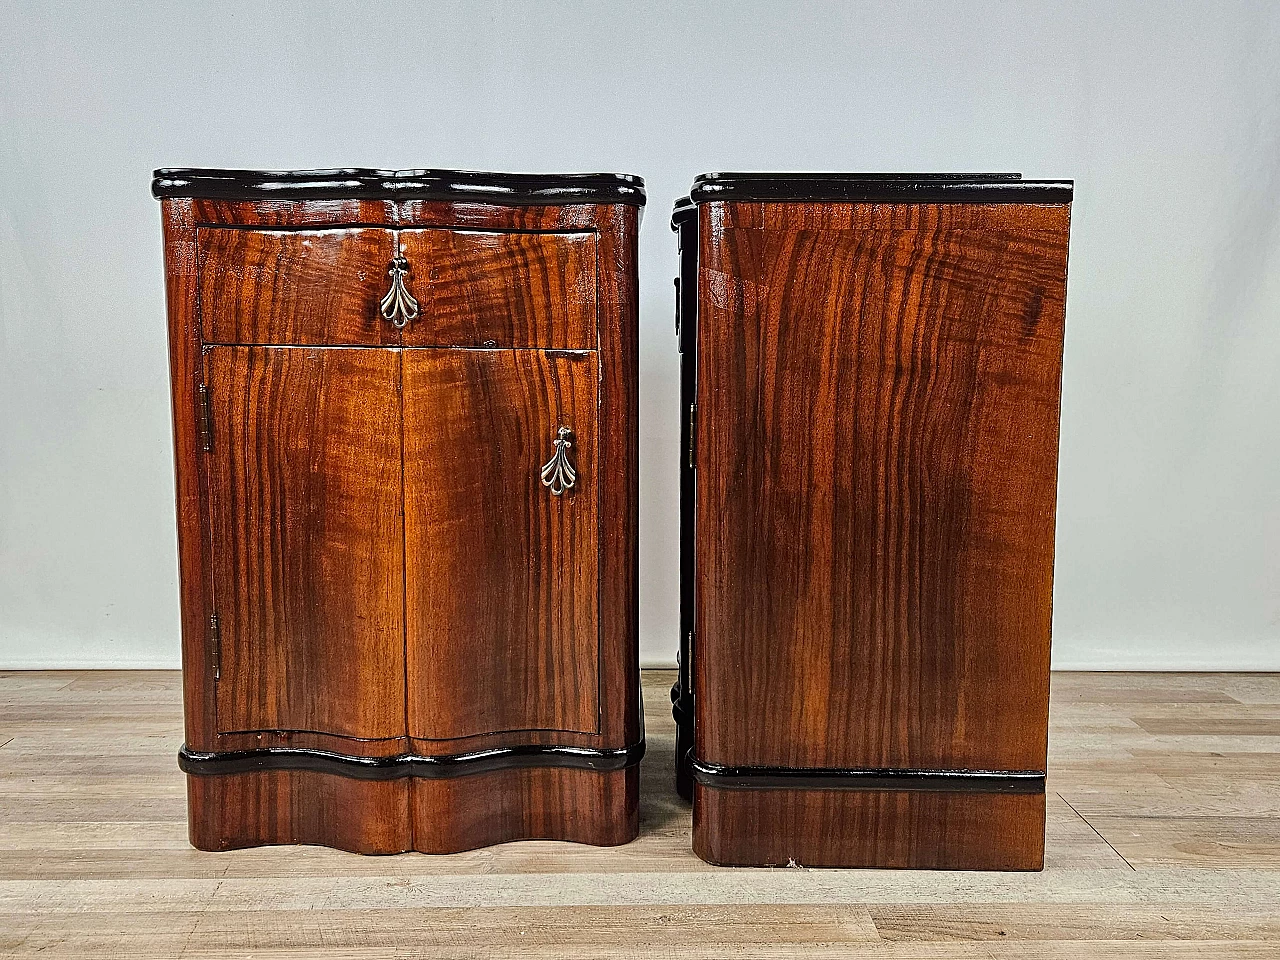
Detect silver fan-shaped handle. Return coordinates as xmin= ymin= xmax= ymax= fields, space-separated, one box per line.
xmin=379 ymin=256 xmax=419 ymax=330
xmin=540 ymin=427 xmax=577 ymax=495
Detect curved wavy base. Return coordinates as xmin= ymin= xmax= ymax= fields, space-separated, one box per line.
xmin=187 ymin=764 xmax=639 ymax=854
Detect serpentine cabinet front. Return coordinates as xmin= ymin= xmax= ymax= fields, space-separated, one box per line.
xmin=154 ymin=169 xmax=643 ymax=853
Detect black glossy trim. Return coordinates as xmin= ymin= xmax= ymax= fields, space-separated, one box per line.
xmin=691 ymin=758 xmax=1045 ymax=794
xmin=672 ymin=198 xmax=699 ymax=803
xmin=671 ymin=195 xmax=696 ymax=228
xmin=153 ymin=168 xmax=646 ymax=205
xmin=179 ymin=740 xmax=645 ymax=780
xmin=687 ymin=172 xmax=1071 ymax=204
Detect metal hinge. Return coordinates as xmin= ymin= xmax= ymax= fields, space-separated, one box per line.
xmin=687 ymin=403 xmax=697 ymax=468
xmin=686 ymin=630 xmax=695 ymax=695
xmin=209 ymin=613 xmax=221 ymax=681
xmin=198 ymin=385 xmax=213 ymax=452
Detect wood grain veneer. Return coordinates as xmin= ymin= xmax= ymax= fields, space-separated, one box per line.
xmin=397 ymin=229 xmax=597 ymax=348
xmin=410 ymin=766 xmax=638 ymax=853
xmin=205 ymin=347 xmax=406 ymax=743
xmin=403 ymin=349 xmax=601 ymax=742
xmin=693 ymin=782 xmax=1047 ymax=869
xmin=187 ymin=769 xmax=411 ymax=853
xmin=197 ymin=227 xmax=397 ymax=346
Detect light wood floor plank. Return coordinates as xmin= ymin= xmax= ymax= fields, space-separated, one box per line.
xmin=1087 ymin=816 xmax=1280 ymax=867
xmin=0 ymin=669 xmax=1278 ymax=958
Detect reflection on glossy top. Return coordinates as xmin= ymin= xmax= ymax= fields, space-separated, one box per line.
xmin=152 ymin=167 xmax=646 ymax=205
xmin=685 ymin=171 xmax=1071 ymax=204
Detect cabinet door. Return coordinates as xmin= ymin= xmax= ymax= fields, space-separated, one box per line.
xmin=205 ymin=347 xmax=406 ymax=741
xmin=402 ymin=350 xmax=600 ymax=741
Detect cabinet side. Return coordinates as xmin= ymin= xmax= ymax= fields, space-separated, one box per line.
xmin=689 ymin=196 xmax=1070 ymax=869
xmin=672 ymin=200 xmax=699 ymax=800
xmin=159 ymin=198 xmax=215 ymax=749
xmin=595 ymin=203 xmax=642 ymax=747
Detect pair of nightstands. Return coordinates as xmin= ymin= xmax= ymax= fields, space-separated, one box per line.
xmin=154 ymin=168 xmax=1071 ymax=868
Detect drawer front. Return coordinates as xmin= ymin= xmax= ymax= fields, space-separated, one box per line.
xmin=198 ymin=227 xmax=398 ymax=345
xmin=398 ymin=229 xmax=596 ymax=349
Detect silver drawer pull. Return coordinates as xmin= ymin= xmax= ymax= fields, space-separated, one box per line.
xmin=540 ymin=427 xmax=577 ymax=495
xmin=379 ymin=256 xmax=419 ymax=329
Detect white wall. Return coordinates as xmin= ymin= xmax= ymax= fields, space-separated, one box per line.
xmin=1 ymin=1 xmax=1277 ymax=670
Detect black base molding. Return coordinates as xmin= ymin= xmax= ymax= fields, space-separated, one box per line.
xmin=179 ymin=741 xmax=645 ymax=781
xmin=690 ymin=758 xmax=1044 ymax=794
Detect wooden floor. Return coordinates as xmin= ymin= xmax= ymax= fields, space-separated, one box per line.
xmin=1 ymin=671 xmax=1279 ymax=958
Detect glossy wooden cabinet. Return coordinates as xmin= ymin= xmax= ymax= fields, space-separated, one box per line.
xmin=155 ymin=168 xmax=644 ymax=853
xmin=672 ymin=173 xmax=1073 ymax=869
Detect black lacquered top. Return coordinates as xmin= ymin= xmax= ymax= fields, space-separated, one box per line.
xmin=685 ymin=172 xmax=1071 ymax=204
xmin=152 ymin=168 xmax=646 ymax=205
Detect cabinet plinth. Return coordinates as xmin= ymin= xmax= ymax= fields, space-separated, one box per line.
xmin=156 ymin=167 xmax=644 ymax=854
xmin=673 ymin=173 xmax=1072 ymax=870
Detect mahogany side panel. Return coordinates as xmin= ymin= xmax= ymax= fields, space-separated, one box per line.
xmin=410 ymin=767 xmax=639 ymax=853
xmin=205 ymin=347 xmax=407 ymax=743
xmin=695 ymin=201 xmax=1070 ymax=773
xmin=693 ymin=782 xmax=1046 ymax=870
xmin=593 ymin=205 xmax=642 ymax=748
xmin=397 ymin=229 xmax=596 ymax=349
xmin=187 ymin=770 xmax=411 ymax=853
xmin=402 ymin=349 xmax=600 ymax=742
xmin=160 ymin=199 xmax=216 ymax=750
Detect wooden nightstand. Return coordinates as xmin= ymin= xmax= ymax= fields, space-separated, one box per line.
xmin=154 ymin=167 xmax=644 ymax=853
xmin=673 ymin=173 xmax=1073 ymax=869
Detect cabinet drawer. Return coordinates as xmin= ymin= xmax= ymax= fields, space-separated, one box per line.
xmin=197 ymin=227 xmax=397 ymax=346
xmin=398 ymin=229 xmax=596 ymax=349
